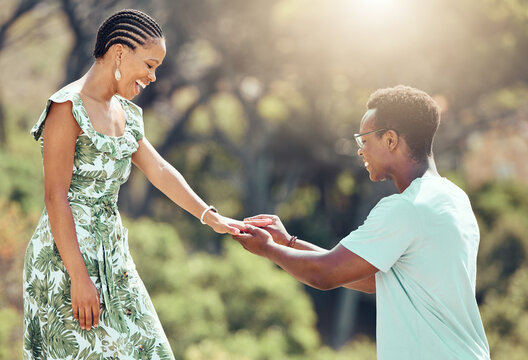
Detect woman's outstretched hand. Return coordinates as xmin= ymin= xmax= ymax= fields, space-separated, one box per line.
xmin=243 ymin=214 xmax=289 ymax=246
xmin=205 ymin=212 xmax=247 ymax=235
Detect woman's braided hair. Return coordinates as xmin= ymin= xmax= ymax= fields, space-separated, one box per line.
xmin=93 ymin=9 xmax=164 ymax=58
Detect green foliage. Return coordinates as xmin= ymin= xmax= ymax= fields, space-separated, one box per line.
xmin=474 ymin=182 xmax=528 ymax=295
xmin=470 ymin=181 xmax=528 ymax=359
xmin=2 ymin=0 xmax=528 ymax=358
xmin=0 ymin=308 xmax=22 ymax=360
xmin=0 ymin=137 xmax=43 ymax=213
xmin=0 ymin=203 xmax=376 ymax=360
xmin=124 ymin=218 xmax=374 ymax=359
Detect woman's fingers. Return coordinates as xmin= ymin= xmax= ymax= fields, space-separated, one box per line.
xmin=92 ymin=303 xmax=100 ymax=328
xmin=93 ymin=293 xmax=100 ymax=328
xmin=78 ymin=307 xmax=86 ymax=330
xmin=72 ymin=304 xmax=79 ymax=321
xmin=85 ymin=307 xmax=93 ymax=331
xmin=243 ymin=214 xmax=276 ymax=222
xmin=244 ymin=219 xmax=274 ymax=227
xmin=226 ymin=225 xmax=241 ymax=235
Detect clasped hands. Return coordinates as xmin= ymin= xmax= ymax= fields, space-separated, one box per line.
xmin=202 ymin=208 xmax=290 ymax=257
xmin=231 ymin=215 xmax=292 ymax=256
xmin=207 ymin=211 xmax=290 ymax=256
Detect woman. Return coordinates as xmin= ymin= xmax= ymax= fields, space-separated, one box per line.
xmin=23 ymin=9 xmax=244 ymax=359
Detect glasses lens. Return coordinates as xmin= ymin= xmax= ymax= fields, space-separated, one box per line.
xmin=354 ymin=135 xmax=363 ymax=149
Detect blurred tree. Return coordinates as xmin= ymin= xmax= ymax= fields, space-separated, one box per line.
xmin=2 ymin=0 xmax=528 ymax=356
xmin=123 ymin=217 xmax=377 ymax=360
xmin=0 ymin=199 xmax=39 ymax=360
xmin=59 ymin=0 xmax=120 ymax=83
xmin=470 ymin=181 xmax=528 ymax=359
xmin=0 ymin=0 xmax=43 ymax=146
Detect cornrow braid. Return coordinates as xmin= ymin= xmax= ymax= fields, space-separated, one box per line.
xmin=93 ymin=9 xmax=164 ymax=58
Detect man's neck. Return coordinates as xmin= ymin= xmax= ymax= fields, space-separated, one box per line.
xmin=393 ymin=156 xmax=439 ymax=193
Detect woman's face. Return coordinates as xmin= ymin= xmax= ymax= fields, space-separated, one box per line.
xmin=116 ymin=38 xmax=166 ymax=100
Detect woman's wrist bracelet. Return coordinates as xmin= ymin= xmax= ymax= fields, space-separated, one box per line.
xmin=200 ymin=205 xmax=218 ymax=224
xmin=287 ymin=235 xmax=298 ymax=248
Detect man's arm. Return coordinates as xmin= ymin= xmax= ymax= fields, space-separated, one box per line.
xmin=343 ymin=275 xmax=376 ymax=293
xmin=233 ymin=226 xmax=378 ymax=291
xmin=284 ymin=239 xmax=376 ymax=293
xmin=268 ymin=238 xmax=377 ymax=293
xmin=243 ymin=215 xmax=377 ymax=293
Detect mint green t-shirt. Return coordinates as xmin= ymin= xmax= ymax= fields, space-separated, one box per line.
xmin=341 ymin=176 xmax=490 ymax=359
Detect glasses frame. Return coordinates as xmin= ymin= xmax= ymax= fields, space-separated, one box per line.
xmin=353 ymin=128 xmax=390 ymax=149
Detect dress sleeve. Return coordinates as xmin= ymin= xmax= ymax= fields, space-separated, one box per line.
xmin=30 ymin=90 xmax=92 ymax=141
xmin=122 ymin=99 xmax=145 ymax=141
xmin=31 ymin=91 xmax=141 ymax=159
xmin=340 ymin=195 xmax=419 ymax=273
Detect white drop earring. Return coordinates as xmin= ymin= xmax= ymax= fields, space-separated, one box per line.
xmin=114 ymin=58 xmax=121 ymax=81
xmin=115 ymin=67 xmax=121 ymax=81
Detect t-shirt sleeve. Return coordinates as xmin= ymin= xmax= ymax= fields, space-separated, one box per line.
xmin=340 ymin=195 xmax=418 ymax=273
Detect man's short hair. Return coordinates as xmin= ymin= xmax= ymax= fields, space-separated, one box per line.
xmin=367 ymin=85 xmax=440 ymax=162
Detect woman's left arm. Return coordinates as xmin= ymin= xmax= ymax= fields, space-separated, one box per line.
xmin=132 ymin=137 xmax=244 ymax=235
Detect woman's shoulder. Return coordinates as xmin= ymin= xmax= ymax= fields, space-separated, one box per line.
xmin=48 ymin=81 xmax=84 ymax=104
xmin=31 ymin=80 xmax=85 ymax=141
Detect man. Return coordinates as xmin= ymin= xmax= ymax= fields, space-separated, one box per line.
xmin=234 ymin=85 xmax=490 ymax=359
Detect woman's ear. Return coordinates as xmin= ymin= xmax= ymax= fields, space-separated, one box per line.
xmin=114 ymin=44 xmax=123 ymax=61
xmin=108 ymin=43 xmax=124 ymax=62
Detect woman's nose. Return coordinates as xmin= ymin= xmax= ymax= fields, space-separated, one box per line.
xmin=148 ymin=71 xmax=156 ymax=82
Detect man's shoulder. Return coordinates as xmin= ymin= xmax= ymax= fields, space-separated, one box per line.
xmin=373 ymin=193 xmax=418 ymax=220
xmin=404 ymin=176 xmax=468 ymax=202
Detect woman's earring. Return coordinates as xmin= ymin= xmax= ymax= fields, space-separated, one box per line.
xmin=115 ymin=58 xmax=122 ymax=81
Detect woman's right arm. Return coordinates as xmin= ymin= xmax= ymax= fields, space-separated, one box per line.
xmin=42 ymin=101 xmax=100 ymax=331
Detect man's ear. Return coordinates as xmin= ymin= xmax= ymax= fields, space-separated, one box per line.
xmin=385 ymin=130 xmax=399 ymax=151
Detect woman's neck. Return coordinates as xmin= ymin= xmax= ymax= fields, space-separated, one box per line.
xmin=79 ymin=62 xmax=117 ymax=103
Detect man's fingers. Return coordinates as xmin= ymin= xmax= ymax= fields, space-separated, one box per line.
xmin=230 ymin=222 xmax=248 ymax=231
xmin=232 ymin=233 xmax=254 ymax=241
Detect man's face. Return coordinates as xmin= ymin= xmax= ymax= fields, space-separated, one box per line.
xmin=357 ymin=109 xmax=390 ymax=182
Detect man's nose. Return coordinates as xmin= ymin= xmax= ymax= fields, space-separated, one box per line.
xmin=357 ymin=148 xmax=363 ymax=157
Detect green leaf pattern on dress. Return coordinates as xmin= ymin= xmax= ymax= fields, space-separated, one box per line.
xmin=24 ymin=88 xmax=174 ymax=359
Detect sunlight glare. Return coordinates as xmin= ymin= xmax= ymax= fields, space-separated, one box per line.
xmin=356 ymin=0 xmax=406 ymax=25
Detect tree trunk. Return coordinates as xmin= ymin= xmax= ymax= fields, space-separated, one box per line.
xmin=0 ymin=96 xmax=5 ymax=147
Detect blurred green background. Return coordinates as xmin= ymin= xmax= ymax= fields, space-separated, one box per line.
xmin=1 ymin=0 xmax=528 ymax=358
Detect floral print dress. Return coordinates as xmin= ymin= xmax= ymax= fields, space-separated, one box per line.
xmin=23 ymin=87 xmax=174 ymax=360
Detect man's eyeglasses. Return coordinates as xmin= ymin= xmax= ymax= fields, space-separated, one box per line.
xmin=354 ymin=128 xmax=389 ymax=149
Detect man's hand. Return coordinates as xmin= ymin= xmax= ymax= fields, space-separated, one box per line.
xmin=232 ymin=225 xmax=276 ymax=256
xmin=243 ymin=214 xmax=289 ymax=246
